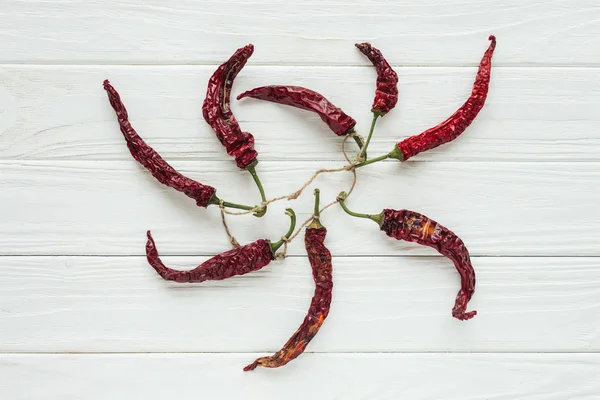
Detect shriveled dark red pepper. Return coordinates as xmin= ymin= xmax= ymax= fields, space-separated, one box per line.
xmin=245 ymin=189 xmax=332 ymax=371
xmin=389 ymin=36 xmax=496 ymax=161
xmin=355 ymin=42 xmax=399 ymax=117
xmin=202 ymin=44 xmax=258 ymax=170
xmin=237 ymin=85 xmax=360 ymax=145
xmin=338 ymin=193 xmax=476 ymax=321
xmin=103 ymin=80 xmax=216 ymax=207
xmin=146 ymin=209 xmax=296 ymax=283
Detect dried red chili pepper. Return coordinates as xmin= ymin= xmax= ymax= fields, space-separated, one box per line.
xmin=388 ymin=36 xmax=496 ymax=162
xmin=202 ymin=44 xmax=267 ymax=215
xmin=146 ymin=209 xmax=296 ymax=283
xmin=237 ymin=85 xmax=363 ymax=148
xmin=355 ymin=42 xmax=399 ymax=117
xmin=103 ymin=80 xmax=217 ymax=208
xmin=103 ymin=80 xmax=256 ymax=212
xmin=202 ymin=44 xmax=258 ymax=170
xmin=338 ymin=193 xmax=476 ymax=321
xmin=245 ymin=189 xmax=332 ymax=371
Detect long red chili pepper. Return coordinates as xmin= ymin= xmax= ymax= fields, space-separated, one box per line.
xmin=103 ymin=80 xmax=217 ymax=208
xmin=244 ymin=189 xmax=332 ymax=371
xmin=237 ymin=85 xmax=362 ymax=148
xmin=145 ymin=209 xmax=296 ymax=283
xmin=338 ymin=193 xmax=476 ymax=321
xmin=202 ymin=44 xmax=268 ymax=215
xmin=355 ymin=42 xmax=399 ymax=117
xmin=202 ymin=44 xmax=258 ymax=170
xmin=388 ymin=36 xmax=496 ymax=162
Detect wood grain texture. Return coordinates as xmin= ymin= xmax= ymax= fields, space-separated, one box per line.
xmin=0 ymin=160 xmax=596 ymax=256
xmin=1 ymin=256 xmax=598 ymax=352
xmin=2 ymin=1 xmax=600 ymax=395
xmin=1 ymin=66 xmax=599 ymax=162
xmin=2 ymin=353 xmax=599 ymax=400
xmin=2 ymin=0 xmax=600 ymax=66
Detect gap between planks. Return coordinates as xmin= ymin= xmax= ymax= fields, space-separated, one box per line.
xmin=3 ymin=63 xmax=600 ymax=68
xmin=0 ymin=254 xmax=597 ymax=258
xmin=1 ymin=350 xmax=599 ymax=355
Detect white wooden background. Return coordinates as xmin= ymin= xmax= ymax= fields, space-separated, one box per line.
xmin=1 ymin=0 xmax=600 ymax=398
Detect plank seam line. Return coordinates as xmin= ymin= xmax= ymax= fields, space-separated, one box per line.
xmin=2 ymin=63 xmax=600 ymax=69
xmin=0 ymin=255 xmax=597 ymax=258
xmin=0 ymin=351 xmax=599 ymax=355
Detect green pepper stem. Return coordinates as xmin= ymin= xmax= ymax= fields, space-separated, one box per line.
xmin=220 ymin=200 xmax=255 ymax=211
xmin=308 ymin=188 xmax=323 ymax=229
xmin=337 ymin=192 xmax=384 ymax=226
xmin=348 ymin=129 xmax=367 ymax=158
xmin=354 ymin=152 xmax=390 ymax=169
xmin=209 ymin=195 xmax=255 ymax=211
xmin=352 ymin=135 xmax=365 ymax=150
xmin=246 ymin=163 xmax=267 ymax=217
xmin=270 ymin=208 xmax=297 ymax=253
xmin=247 ymin=163 xmax=266 ymax=202
xmin=359 ymin=113 xmax=379 ymax=161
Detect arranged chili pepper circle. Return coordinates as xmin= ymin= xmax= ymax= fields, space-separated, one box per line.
xmin=102 ymin=35 xmax=496 ymax=371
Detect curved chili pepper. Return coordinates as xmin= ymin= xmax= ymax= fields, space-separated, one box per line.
xmin=245 ymin=189 xmax=332 ymax=371
xmin=202 ymin=44 xmax=258 ymax=170
xmin=237 ymin=85 xmax=359 ymax=138
xmin=389 ymin=36 xmax=496 ymax=162
xmin=338 ymin=193 xmax=476 ymax=321
xmin=145 ymin=209 xmax=296 ymax=283
xmin=103 ymin=80 xmax=216 ymax=208
xmin=355 ymin=42 xmax=399 ymax=117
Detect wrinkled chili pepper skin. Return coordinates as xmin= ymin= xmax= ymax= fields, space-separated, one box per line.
xmin=145 ymin=231 xmax=274 ymax=283
xmin=244 ymin=227 xmax=332 ymax=371
xmin=380 ymin=209 xmax=477 ymax=321
xmin=355 ymin=42 xmax=399 ymax=116
xmin=237 ymin=85 xmax=357 ymax=136
xmin=103 ymin=80 xmax=216 ymax=207
xmin=202 ymin=44 xmax=258 ymax=169
xmin=395 ymin=36 xmax=496 ymax=161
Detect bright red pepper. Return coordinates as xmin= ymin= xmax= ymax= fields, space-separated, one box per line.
xmin=390 ymin=36 xmax=496 ymax=161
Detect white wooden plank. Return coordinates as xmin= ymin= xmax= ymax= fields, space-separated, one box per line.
xmin=1 ymin=256 xmax=598 ymax=352
xmin=1 ymin=353 xmax=599 ymax=400
xmin=2 ymin=0 xmax=600 ymax=66
xmin=0 ymin=160 xmax=597 ymax=256
xmin=1 ymin=66 xmax=599 ymax=162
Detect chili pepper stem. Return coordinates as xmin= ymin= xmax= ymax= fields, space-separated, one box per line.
xmin=337 ymin=192 xmax=384 ymax=226
xmin=246 ymin=162 xmax=267 ymax=217
xmin=350 ymin=132 xmax=366 ymax=157
xmin=308 ymin=188 xmax=324 ymax=229
xmin=359 ymin=113 xmax=379 ymax=161
xmin=208 ymin=196 xmax=256 ymax=211
xmin=270 ymin=208 xmax=297 ymax=253
xmin=387 ymin=145 xmax=403 ymax=161
xmin=354 ymin=152 xmax=390 ymax=169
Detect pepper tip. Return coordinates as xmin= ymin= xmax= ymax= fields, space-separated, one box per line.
xmin=488 ymin=35 xmax=496 ymax=42
xmin=454 ymin=309 xmax=477 ymax=321
xmin=243 ymin=361 xmax=258 ymax=372
xmin=355 ymin=42 xmax=369 ymax=51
